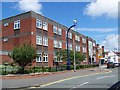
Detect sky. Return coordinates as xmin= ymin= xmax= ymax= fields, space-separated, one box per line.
xmin=1 ymin=0 xmax=119 ymax=52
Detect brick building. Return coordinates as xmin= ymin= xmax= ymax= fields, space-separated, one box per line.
xmin=0 ymin=11 xmax=98 ymax=66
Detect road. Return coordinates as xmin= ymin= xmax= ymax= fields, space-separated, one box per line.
xmin=29 ymin=67 xmax=119 ymax=90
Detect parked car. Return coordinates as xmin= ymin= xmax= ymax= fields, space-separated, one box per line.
xmin=114 ymin=63 xmax=119 ymax=67
xmin=107 ymin=62 xmax=115 ymax=68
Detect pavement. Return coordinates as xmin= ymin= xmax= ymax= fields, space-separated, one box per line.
xmin=1 ymin=65 xmax=111 ymax=89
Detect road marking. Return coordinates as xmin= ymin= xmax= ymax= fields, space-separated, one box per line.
xmin=96 ymin=75 xmax=116 ymax=80
xmin=69 ymin=82 xmax=89 ymax=90
xmin=29 ymin=70 xmax=112 ymax=88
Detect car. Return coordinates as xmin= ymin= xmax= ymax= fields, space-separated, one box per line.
xmin=107 ymin=62 xmax=115 ymax=68
xmin=114 ymin=63 xmax=119 ymax=67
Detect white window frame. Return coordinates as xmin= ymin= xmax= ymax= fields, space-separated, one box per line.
xmin=4 ymin=23 xmax=8 ymax=27
xmin=14 ymin=20 xmax=20 ymax=29
xmin=82 ymin=38 xmax=86 ymax=43
xmin=43 ymin=37 xmax=48 ymax=46
xmin=69 ymin=44 xmax=72 ymax=50
xmin=54 ymin=52 xmax=62 ymax=62
xmin=83 ymin=47 xmax=86 ymax=53
xmin=58 ymin=28 xmax=62 ymax=35
xmin=69 ymin=32 xmax=72 ymax=39
xmin=36 ymin=19 xmax=42 ymax=28
xmin=43 ymin=22 xmax=48 ymax=30
xmin=54 ymin=55 xmax=58 ymax=62
xmin=58 ymin=41 xmax=62 ymax=48
xmin=36 ymin=36 xmax=42 ymax=45
xmin=76 ymin=45 xmax=80 ymax=51
xmin=54 ymin=40 xmax=58 ymax=48
xmin=75 ymin=35 xmax=80 ymax=41
xmin=53 ymin=26 xmax=57 ymax=34
xmin=66 ymin=31 xmax=72 ymax=39
xmin=36 ymin=54 xmax=42 ymax=62
xmin=78 ymin=46 xmax=80 ymax=51
xmin=43 ymin=54 xmax=48 ymax=62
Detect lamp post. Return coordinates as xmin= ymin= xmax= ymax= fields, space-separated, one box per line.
xmin=66 ymin=20 xmax=77 ymax=70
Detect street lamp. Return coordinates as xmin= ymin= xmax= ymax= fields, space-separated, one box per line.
xmin=66 ymin=20 xmax=77 ymax=70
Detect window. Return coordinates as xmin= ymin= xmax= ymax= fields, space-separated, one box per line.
xmin=4 ymin=23 xmax=8 ymax=26
xmin=36 ymin=53 xmax=48 ymax=62
xmin=76 ymin=45 xmax=80 ymax=51
xmin=54 ymin=54 xmax=57 ymax=62
xmin=66 ymin=31 xmax=67 ymax=37
xmin=14 ymin=20 xmax=20 ymax=29
xmin=53 ymin=26 xmax=57 ymax=34
xmin=36 ymin=54 xmax=42 ymax=62
xmin=69 ymin=44 xmax=72 ymax=50
xmin=54 ymin=52 xmax=62 ymax=62
xmin=36 ymin=19 xmax=42 ymax=28
xmin=94 ymin=49 xmax=96 ymax=54
xmin=43 ymin=37 xmax=48 ymax=46
xmin=58 ymin=41 xmax=62 ymax=48
xmin=66 ymin=31 xmax=72 ymax=39
xmin=82 ymin=38 xmax=86 ymax=43
xmin=93 ymin=43 xmax=95 ymax=47
xmin=3 ymin=37 xmax=8 ymax=42
xmin=36 ymin=36 xmax=42 ymax=45
xmin=43 ymin=22 xmax=48 ymax=30
xmin=69 ymin=32 xmax=72 ymax=39
xmin=43 ymin=54 xmax=48 ymax=62
xmin=54 ymin=40 xmax=58 ymax=48
xmin=83 ymin=47 xmax=86 ymax=53
xmin=58 ymin=28 xmax=62 ymax=35
xmin=75 ymin=35 xmax=80 ymax=41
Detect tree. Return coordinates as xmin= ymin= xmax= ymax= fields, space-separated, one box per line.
xmin=9 ymin=44 xmax=36 ymax=74
xmin=55 ymin=50 xmax=86 ymax=65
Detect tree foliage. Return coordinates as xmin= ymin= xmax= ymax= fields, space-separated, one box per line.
xmin=55 ymin=50 xmax=86 ymax=65
xmin=9 ymin=44 xmax=36 ymax=73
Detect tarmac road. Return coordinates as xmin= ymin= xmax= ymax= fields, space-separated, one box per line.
xmin=1 ymin=66 xmax=120 ymax=90
xmin=29 ymin=67 xmax=120 ymax=90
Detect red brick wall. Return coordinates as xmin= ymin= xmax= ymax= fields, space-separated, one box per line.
xmin=2 ymin=17 xmax=35 ymax=64
xmin=80 ymin=36 xmax=83 ymax=53
xmin=48 ymin=24 xmax=54 ymax=66
xmin=62 ymin=30 xmax=66 ymax=50
xmin=1 ymin=55 xmax=13 ymax=64
xmin=30 ymin=17 xmax=36 ymax=48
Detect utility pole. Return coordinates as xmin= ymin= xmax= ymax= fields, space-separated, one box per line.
xmin=66 ymin=20 xmax=77 ymax=70
xmin=73 ymin=39 xmax=76 ymax=72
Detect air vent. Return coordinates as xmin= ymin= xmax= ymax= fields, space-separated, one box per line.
xmin=3 ymin=38 xmax=8 ymax=42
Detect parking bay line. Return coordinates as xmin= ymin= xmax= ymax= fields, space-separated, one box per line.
xmin=69 ymin=82 xmax=89 ymax=90
xmin=96 ymin=75 xmax=116 ymax=80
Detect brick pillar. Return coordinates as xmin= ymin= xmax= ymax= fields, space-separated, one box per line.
xmin=86 ymin=36 xmax=89 ymax=64
xmin=48 ymin=24 xmax=54 ymax=67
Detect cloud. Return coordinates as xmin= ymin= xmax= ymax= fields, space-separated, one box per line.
xmin=76 ymin=28 xmax=117 ymax=33
xmin=18 ymin=0 xmax=42 ymax=14
xmin=100 ymin=34 xmax=119 ymax=52
xmin=84 ymin=0 xmax=119 ymax=18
